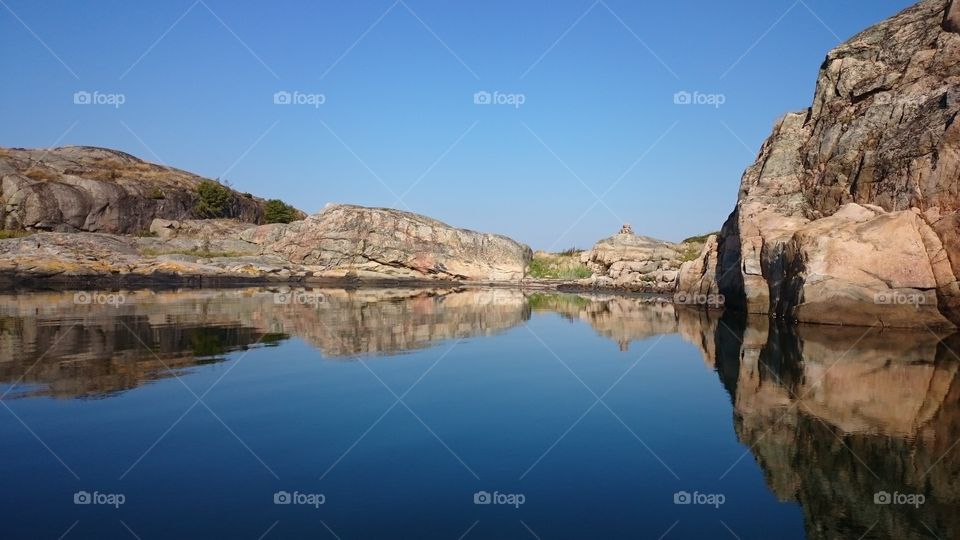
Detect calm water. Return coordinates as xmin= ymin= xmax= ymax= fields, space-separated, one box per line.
xmin=0 ymin=288 xmax=957 ymax=539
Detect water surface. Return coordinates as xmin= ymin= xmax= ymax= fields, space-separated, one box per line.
xmin=0 ymin=288 xmax=957 ymax=539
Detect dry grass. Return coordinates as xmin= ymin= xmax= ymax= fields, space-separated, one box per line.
xmin=141 ymin=247 xmax=243 ymax=258
xmin=24 ymin=168 xmax=58 ymax=181
xmin=0 ymin=229 xmax=32 ymax=239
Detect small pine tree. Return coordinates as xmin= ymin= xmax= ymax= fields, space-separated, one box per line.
xmin=263 ymin=199 xmax=299 ymax=224
xmin=194 ymin=180 xmax=233 ymax=218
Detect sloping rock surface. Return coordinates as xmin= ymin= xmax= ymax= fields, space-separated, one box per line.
xmin=0 ymin=206 xmax=532 ymax=284
xmin=0 ymin=146 xmax=281 ymax=234
xmin=249 ymin=204 xmax=533 ymax=282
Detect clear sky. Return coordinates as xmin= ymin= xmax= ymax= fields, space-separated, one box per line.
xmin=0 ymin=0 xmax=916 ymax=249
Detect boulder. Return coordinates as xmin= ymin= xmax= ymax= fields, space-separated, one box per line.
xmin=678 ymin=0 xmax=960 ymax=328
xmin=779 ymin=204 xmax=955 ymax=327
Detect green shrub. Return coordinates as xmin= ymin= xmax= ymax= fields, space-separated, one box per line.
xmin=263 ymin=199 xmax=299 ymax=224
xmin=194 ymin=180 xmax=233 ymax=218
xmin=149 ymin=188 xmax=165 ymax=199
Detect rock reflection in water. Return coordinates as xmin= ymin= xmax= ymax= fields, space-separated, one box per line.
xmin=0 ymin=288 xmax=679 ymax=399
xmin=0 ymin=289 xmax=289 ymax=399
xmin=528 ymin=292 xmax=677 ymax=351
xmin=710 ymin=314 xmax=960 ymax=540
xmin=1 ymin=287 xmax=959 ymax=537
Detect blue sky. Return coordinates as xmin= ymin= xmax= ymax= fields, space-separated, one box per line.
xmin=0 ymin=0 xmax=915 ymax=249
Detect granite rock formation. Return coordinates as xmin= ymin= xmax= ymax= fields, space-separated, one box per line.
xmin=678 ymin=0 xmax=960 ymax=328
xmin=0 ymin=146 xmax=295 ymax=234
xmin=247 ymin=204 xmax=533 ymax=282
xmin=581 ymin=231 xmax=692 ymax=293
xmin=0 ymin=205 xmax=532 ymax=285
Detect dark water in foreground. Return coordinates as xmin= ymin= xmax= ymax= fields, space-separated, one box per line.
xmin=0 ymin=288 xmax=957 ymax=539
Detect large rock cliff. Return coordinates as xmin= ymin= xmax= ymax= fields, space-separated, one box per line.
xmin=679 ymin=0 xmax=960 ymax=328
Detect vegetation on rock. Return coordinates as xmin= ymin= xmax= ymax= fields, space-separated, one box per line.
xmin=681 ymin=232 xmax=719 ymax=245
xmin=528 ymin=252 xmax=592 ymax=279
xmin=141 ymin=246 xmax=244 ymax=258
xmin=678 ymin=233 xmax=716 ymax=262
xmin=263 ymin=199 xmax=299 ymax=224
xmin=194 ymin=180 xmax=234 ymax=218
xmin=0 ymin=229 xmax=32 ymax=239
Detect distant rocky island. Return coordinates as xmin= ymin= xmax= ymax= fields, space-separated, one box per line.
xmin=1 ymin=0 xmax=957 ymax=331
